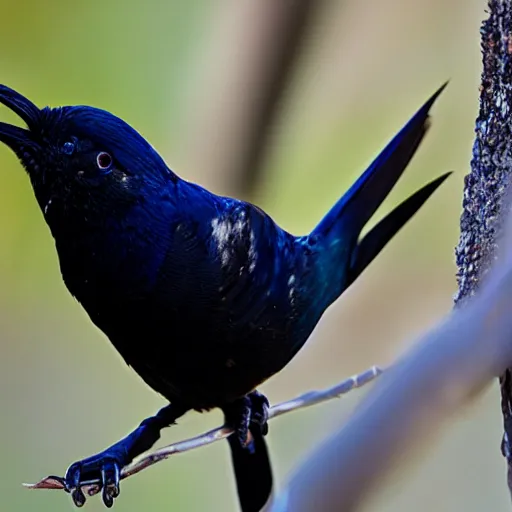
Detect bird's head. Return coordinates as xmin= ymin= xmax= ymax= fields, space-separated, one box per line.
xmin=0 ymin=84 xmax=177 ymax=223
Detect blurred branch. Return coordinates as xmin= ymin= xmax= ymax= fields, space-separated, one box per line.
xmin=267 ymin=183 xmax=512 ymax=511
xmin=23 ymin=365 xmax=382 ymax=496
xmin=454 ymin=0 xmax=512 ymax=500
xmin=184 ymin=0 xmax=323 ymax=198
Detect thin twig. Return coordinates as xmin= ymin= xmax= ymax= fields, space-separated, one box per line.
xmin=23 ymin=365 xmax=382 ymax=497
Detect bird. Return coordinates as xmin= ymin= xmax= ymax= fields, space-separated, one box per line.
xmin=0 ymin=83 xmax=449 ymax=512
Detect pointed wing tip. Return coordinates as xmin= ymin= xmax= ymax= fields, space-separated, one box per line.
xmin=347 ymin=169 xmax=453 ymax=284
xmin=435 ymin=80 xmax=450 ymax=97
xmin=431 ymin=170 xmax=453 ymax=186
xmin=408 ymin=172 xmax=453 ymax=209
xmin=422 ymin=81 xmax=449 ymax=118
xmin=399 ymin=81 xmax=449 ymax=143
xmin=413 ymin=171 xmax=453 ymax=201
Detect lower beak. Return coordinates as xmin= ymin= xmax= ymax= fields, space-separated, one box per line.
xmin=0 ymin=121 xmax=38 ymax=156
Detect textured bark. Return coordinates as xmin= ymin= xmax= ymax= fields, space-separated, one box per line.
xmin=454 ymin=0 xmax=512 ymax=497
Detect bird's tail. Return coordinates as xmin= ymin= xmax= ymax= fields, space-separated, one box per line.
xmin=310 ymin=83 xmax=450 ymax=302
xmin=227 ymin=425 xmax=273 ymax=512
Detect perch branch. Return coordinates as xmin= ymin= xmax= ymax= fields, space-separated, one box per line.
xmin=23 ymin=365 xmax=382 ymax=497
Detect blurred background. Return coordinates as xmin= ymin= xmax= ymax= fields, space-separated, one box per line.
xmin=0 ymin=0 xmax=499 ymax=510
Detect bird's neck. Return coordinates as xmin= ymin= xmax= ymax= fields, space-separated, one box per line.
xmin=42 ymin=182 xmax=175 ymax=304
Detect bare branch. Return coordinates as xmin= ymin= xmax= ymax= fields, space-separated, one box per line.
xmin=23 ymin=365 xmax=382 ymax=497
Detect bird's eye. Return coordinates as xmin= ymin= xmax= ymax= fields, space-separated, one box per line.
xmin=96 ymin=152 xmax=113 ymax=171
xmin=62 ymin=141 xmax=75 ymax=155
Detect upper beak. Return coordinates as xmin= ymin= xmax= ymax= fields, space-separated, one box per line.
xmin=0 ymin=85 xmax=40 ymax=152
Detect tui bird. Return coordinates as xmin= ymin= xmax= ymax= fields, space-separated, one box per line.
xmin=0 ymin=83 xmax=449 ymax=511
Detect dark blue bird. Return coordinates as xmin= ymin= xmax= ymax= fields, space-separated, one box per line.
xmin=0 ymin=84 xmax=449 ymax=511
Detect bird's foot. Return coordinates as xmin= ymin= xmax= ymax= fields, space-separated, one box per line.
xmin=249 ymin=390 xmax=270 ymax=436
xmin=226 ymin=391 xmax=270 ymax=452
xmin=63 ymin=404 xmax=186 ymax=508
xmin=64 ymin=447 xmax=127 ymax=508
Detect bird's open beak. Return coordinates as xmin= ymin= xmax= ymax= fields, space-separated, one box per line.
xmin=0 ymin=85 xmax=40 ymax=153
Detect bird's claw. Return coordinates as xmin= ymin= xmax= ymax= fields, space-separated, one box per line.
xmin=64 ymin=455 xmax=122 ymax=508
xmin=228 ymin=391 xmax=270 ymax=450
xmin=101 ymin=460 xmax=121 ymax=506
xmin=249 ymin=391 xmax=270 ymax=436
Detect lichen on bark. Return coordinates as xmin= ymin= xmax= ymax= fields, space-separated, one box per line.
xmin=455 ymin=0 xmax=512 ymax=497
